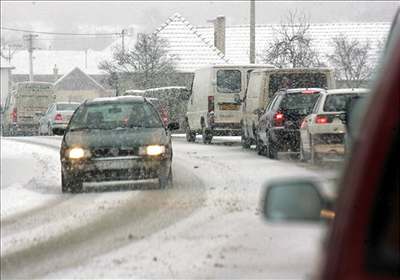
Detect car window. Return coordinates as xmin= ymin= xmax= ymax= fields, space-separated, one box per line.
xmin=280 ymin=92 xmax=320 ymax=114
xmin=323 ymin=94 xmax=358 ymax=112
xmin=217 ymin=69 xmax=242 ymax=93
xmin=69 ymin=102 xmax=163 ymax=129
xmin=56 ymin=103 xmax=80 ymax=111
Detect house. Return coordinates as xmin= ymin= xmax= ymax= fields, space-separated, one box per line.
xmin=0 ymin=57 xmax=15 ymax=108
xmin=53 ymin=67 xmax=111 ymax=102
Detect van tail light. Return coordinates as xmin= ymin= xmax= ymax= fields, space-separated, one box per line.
xmin=315 ymin=115 xmax=330 ymax=124
xmin=11 ymin=108 xmax=17 ymax=123
xmin=208 ymin=96 xmax=215 ymax=113
xmin=54 ymin=113 xmax=63 ymax=121
xmin=274 ymin=112 xmax=285 ymax=127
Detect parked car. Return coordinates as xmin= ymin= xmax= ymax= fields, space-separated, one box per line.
xmin=38 ymin=102 xmax=80 ymax=135
xmin=261 ymin=8 xmax=399 ymax=280
xmin=241 ymin=68 xmax=335 ymax=148
xmin=299 ymin=88 xmax=370 ymax=163
xmin=55 ymin=96 xmax=179 ymax=193
xmin=255 ymin=88 xmax=324 ymax=158
xmin=185 ymin=64 xmax=275 ymax=144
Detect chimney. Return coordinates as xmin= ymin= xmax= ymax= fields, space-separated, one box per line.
xmin=213 ymin=16 xmax=225 ymax=55
xmin=53 ymin=64 xmax=59 ymax=82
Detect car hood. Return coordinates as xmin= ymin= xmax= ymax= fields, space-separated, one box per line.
xmin=64 ymin=127 xmax=169 ymax=148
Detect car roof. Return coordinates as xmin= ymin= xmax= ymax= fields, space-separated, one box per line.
xmin=88 ymin=96 xmax=145 ymax=104
xmin=279 ymin=88 xmax=326 ymax=94
xmin=55 ymin=102 xmax=80 ymax=105
xmin=326 ymin=88 xmax=370 ymax=95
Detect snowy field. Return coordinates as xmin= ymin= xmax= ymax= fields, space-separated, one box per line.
xmin=1 ymin=136 xmax=338 ymax=279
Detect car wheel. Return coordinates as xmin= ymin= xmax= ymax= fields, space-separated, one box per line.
xmin=310 ymin=135 xmax=319 ymax=165
xmin=266 ymin=133 xmax=277 ymax=159
xmin=159 ymin=166 xmax=172 ymax=189
xmin=48 ymin=124 xmax=53 ymax=136
xmin=185 ymin=125 xmax=196 ymax=142
xmin=300 ymin=138 xmax=309 ymax=162
xmin=202 ymin=127 xmax=213 ymax=144
xmin=61 ymin=171 xmax=83 ymax=193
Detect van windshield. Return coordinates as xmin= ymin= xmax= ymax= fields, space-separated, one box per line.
xmin=217 ymin=70 xmax=241 ymax=93
xmin=269 ymin=73 xmax=328 ymax=96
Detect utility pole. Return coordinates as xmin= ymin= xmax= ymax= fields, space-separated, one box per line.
xmin=250 ymin=0 xmax=255 ymax=64
xmin=23 ymin=33 xmax=38 ymax=81
xmin=121 ymin=29 xmax=127 ymax=53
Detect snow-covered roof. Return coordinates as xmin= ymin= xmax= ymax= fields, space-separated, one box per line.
xmin=1 ymin=57 xmax=15 ymax=69
xmin=196 ymin=22 xmax=391 ymax=65
xmin=10 ymin=50 xmax=107 ymax=75
xmin=54 ymin=67 xmax=106 ymax=91
xmin=154 ymin=13 xmax=229 ymax=72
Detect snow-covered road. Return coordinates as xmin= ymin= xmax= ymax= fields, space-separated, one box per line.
xmin=1 ymin=136 xmax=338 ymax=279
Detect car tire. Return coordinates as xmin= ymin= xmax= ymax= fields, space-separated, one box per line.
xmin=61 ymin=171 xmax=83 ymax=193
xmin=159 ymin=166 xmax=172 ymax=189
xmin=185 ymin=125 xmax=196 ymax=142
xmin=48 ymin=123 xmax=53 ymax=136
xmin=266 ymin=133 xmax=277 ymax=159
xmin=310 ymin=135 xmax=319 ymax=165
xmin=241 ymin=135 xmax=251 ymax=149
xmin=256 ymin=138 xmax=266 ymax=156
xmin=202 ymin=127 xmax=213 ymax=144
xmin=300 ymin=138 xmax=309 ymax=162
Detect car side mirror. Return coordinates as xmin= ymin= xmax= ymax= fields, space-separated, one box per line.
xmin=261 ymin=179 xmax=335 ymax=222
xmin=167 ymin=122 xmax=179 ymax=131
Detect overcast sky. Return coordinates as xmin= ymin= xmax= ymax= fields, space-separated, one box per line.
xmin=1 ymin=1 xmax=399 ymax=50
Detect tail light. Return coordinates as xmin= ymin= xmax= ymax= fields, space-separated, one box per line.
xmin=208 ymin=96 xmax=215 ymax=113
xmin=54 ymin=113 xmax=63 ymax=121
xmin=11 ymin=108 xmax=17 ymax=123
xmin=315 ymin=115 xmax=330 ymax=124
xmin=273 ymin=112 xmax=285 ymax=127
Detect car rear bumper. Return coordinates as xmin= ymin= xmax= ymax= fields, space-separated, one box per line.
xmin=62 ymin=156 xmax=170 ymax=183
xmin=269 ymin=128 xmax=300 ymax=151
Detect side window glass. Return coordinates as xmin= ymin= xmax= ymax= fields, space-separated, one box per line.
xmin=366 ymin=127 xmax=399 ymax=277
xmin=272 ymin=95 xmax=283 ymax=111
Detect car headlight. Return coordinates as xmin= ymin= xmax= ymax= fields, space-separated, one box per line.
xmin=139 ymin=145 xmax=166 ymax=156
xmin=67 ymin=147 xmax=91 ymax=159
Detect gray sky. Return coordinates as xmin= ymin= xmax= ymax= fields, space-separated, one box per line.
xmin=1 ymin=1 xmax=399 ymax=50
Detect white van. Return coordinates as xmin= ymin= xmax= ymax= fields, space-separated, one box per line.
xmin=185 ymin=64 xmax=275 ymax=143
xmin=241 ymin=68 xmax=336 ymax=148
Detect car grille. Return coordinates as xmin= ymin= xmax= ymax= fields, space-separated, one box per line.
xmin=91 ymin=147 xmax=138 ymax=158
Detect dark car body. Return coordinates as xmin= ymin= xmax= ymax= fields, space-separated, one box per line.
xmin=256 ymin=88 xmax=324 ymax=158
xmin=59 ymin=96 xmax=176 ymax=193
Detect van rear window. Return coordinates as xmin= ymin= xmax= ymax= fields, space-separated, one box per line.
xmin=269 ymin=73 xmax=328 ymax=95
xmin=217 ymin=70 xmax=241 ymax=93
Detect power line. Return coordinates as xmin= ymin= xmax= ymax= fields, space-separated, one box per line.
xmin=1 ymin=26 xmax=121 ymax=36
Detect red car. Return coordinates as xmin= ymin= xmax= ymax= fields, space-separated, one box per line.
xmin=262 ymin=9 xmax=399 ymax=280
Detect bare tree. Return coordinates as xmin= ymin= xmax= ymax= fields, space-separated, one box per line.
xmin=261 ymin=11 xmax=322 ymax=68
xmin=327 ymin=34 xmax=373 ymax=88
xmin=0 ymin=38 xmax=23 ymax=63
xmin=99 ymin=33 xmax=179 ymax=94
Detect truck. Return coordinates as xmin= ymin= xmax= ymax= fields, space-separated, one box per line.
xmin=240 ymin=68 xmax=336 ymax=148
xmin=185 ymin=64 xmax=275 ymax=144
xmin=2 ymin=81 xmax=55 ymax=136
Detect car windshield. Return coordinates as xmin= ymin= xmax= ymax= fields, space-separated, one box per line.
xmin=69 ymin=101 xmax=163 ymax=130
xmin=323 ymin=93 xmax=359 ymax=112
xmin=56 ymin=103 xmax=80 ymax=111
xmin=1 ymin=2 xmax=398 ymax=280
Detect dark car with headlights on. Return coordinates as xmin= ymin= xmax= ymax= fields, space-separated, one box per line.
xmin=57 ymin=96 xmax=179 ymax=193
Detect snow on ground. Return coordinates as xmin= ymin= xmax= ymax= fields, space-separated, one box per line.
xmin=44 ymin=138 xmax=336 ymax=279
xmin=1 ymin=139 xmax=61 ymax=219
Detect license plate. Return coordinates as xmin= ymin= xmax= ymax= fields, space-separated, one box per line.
xmin=219 ymin=103 xmax=240 ymax=110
